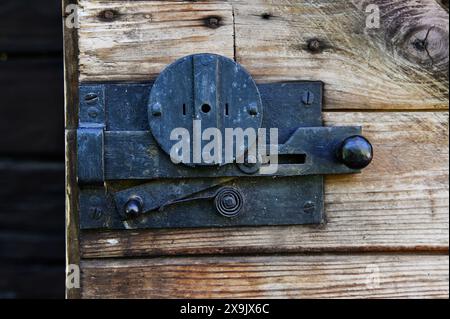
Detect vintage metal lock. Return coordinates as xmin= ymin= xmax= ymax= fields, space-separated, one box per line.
xmin=78 ymin=54 xmax=373 ymax=229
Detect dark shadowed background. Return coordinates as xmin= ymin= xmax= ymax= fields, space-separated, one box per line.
xmin=0 ymin=0 xmax=64 ymax=298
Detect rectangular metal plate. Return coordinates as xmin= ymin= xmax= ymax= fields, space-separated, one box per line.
xmin=78 ymin=81 xmax=358 ymax=230
xmin=77 ymin=128 xmax=104 ymax=184
xmin=80 ymin=176 xmax=323 ymax=229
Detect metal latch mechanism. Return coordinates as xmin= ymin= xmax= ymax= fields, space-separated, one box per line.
xmin=78 ymin=54 xmax=373 ymax=230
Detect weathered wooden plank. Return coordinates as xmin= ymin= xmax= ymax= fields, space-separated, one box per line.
xmin=64 ymin=0 xmax=82 ymax=299
xmin=0 ymin=58 xmax=64 ymax=156
xmin=76 ymin=0 xmax=448 ymax=110
xmin=65 ymin=132 xmax=80 ymax=299
xmin=233 ymin=0 xmax=449 ymax=110
xmin=81 ymin=112 xmax=449 ymax=258
xmin=0 ymin=0 xmax=62 ymax=52
xmin=77 ymin=0 xmax=235 ymax=82
xmin=80 ymin=254 xmax=449 ymax=298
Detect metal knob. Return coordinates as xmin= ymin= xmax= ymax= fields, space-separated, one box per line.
xmin=338 ymin=136 xmax=373 ymax=169
xmin=124 ymin=196 xmax=143 ymax=218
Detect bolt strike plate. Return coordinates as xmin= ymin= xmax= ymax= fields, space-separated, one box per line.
xmin=77 ymin=54 xmax=372 ymax=230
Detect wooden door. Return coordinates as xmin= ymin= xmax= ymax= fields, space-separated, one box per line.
xmin=64 ymin=0 xmax=449 ymax=298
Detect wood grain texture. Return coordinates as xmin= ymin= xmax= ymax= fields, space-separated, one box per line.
xmin=81 ymin=112 xmax=449 ymax=258
xmin=80 ymin=254 xmax=449 ymax=299
xmin=233 ymin=0 xmax=449 ymax=110
xmin=76 ymin=0 xmax=449 ymax=110
xmin=64 ymin=0 xmax=82 ymax=299
xmin=77 ymin=0 xmax=234 ymax=82
xmin=69 ymin=0 xmax=450 ymax=299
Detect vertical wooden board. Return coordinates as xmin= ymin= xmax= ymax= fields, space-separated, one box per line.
xmin=65 ymin=130 xmax=80 ymax=299
xmin=80 ymin=255 xmax=449 ymax=299
xmin=77 ymin=0 xmax=235 ymax=81
xmin=233 ymin=0 xmax=449 ymax=110
xmin=64 ymin=0 xmax=81 ymax=299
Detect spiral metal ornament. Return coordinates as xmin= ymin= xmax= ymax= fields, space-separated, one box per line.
xmin=214 ymin=187 xmax=244 ymax=218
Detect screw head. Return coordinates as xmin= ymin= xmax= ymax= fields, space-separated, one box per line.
xmin=303 ymin=201 xmax=316 ymax=214
xmin=151 ymin=102 xmax=162 ymax=116
xmin=89 ymin=207 xmax=103 ymax=220
xmin=248 ymin=102 xmax=259 ymax=116
xmin=87 ymin=106 xmax=100 ymax=118
xmin=124 ymin=197 xmax=143 ymax=218
xmin=85 ymin=93 xmax=99 ymax=105
xmin=338 ymin=135 xmax=373 ymax=169
xmin=302 ymin=91 xmax=315 ymax=105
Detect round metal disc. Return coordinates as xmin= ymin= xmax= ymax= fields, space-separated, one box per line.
xmin=148 ymin=54 xmax=263 ymax=166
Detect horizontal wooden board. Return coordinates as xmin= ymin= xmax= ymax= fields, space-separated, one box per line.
xmin=80 ymin=254 xmax=449 ymax=298
xmin=0 ymin=0 xmax=62 ymax=52
xmin=0 ymin=58 xmax=64 ymax=156
xmin=233 ymin=0 xmax=449 ymax=110
xmin=76 ymin=0 xmax=448 ymax=110
xmin=81 ymin=112 xmax=449 ymax=258
xmin=77 ymin=0 xmax=234 ymax=82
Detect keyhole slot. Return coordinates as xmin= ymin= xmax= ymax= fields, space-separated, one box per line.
xmin=183 ymin=103 xmax=187 ymax=116
xmin=225 ymin=103 xmax=229 ymax=116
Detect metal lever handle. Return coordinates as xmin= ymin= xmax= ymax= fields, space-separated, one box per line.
xmin=123 ymin=186 xmax=244 ymax=220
